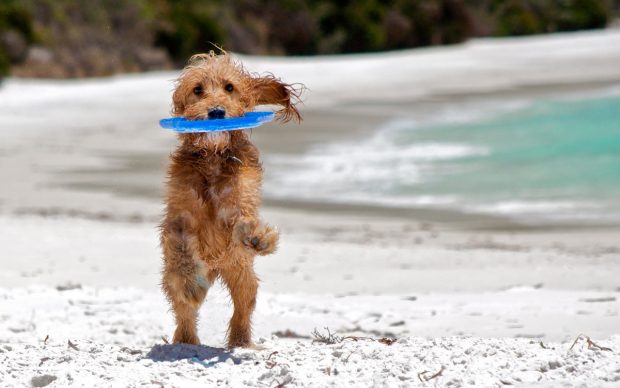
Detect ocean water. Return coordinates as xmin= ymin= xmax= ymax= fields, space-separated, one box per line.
xmin=264 ymin=91 xmax=620 ymax=224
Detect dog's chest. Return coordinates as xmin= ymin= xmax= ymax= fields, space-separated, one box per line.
xmin=202 ymin=177 xmax=234 ymax=203
xmin=190 ymin=153 xmax=239 ymax=203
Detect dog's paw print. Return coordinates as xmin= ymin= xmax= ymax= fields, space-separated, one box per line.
xmin=234 ymin=220 xmax=279 ymax=255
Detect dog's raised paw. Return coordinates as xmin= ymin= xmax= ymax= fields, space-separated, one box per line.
xmin=233 ymin=220 xmax=279 ymax=255
xmin=249 ymin=224 xmax=279 ymax=255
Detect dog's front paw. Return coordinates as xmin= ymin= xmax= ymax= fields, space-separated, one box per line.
xmin=250 ymin=224 xmax=279 ymax=255
xmin=233 ymin=219 xmax=279 ymax=256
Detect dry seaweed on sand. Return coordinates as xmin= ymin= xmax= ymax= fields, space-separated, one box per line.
xmin=568 ymin=334 xmax=612 ymax=353
xmin=311 ymin=327 xmax=397 ymax=346
xmin=311 ymin=327 xmax=343 ymax=345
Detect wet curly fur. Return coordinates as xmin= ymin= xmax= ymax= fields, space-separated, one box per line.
xmin=160 ymin=52 xmax=302 ymax=348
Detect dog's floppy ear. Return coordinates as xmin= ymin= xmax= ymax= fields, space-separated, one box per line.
xmin=171 ymin=85 xmax=186 ymax=116
xmin=252 ymin=75 xmax=303 ymax=123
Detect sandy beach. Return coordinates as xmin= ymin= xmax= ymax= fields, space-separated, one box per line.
xmin=1 ymin=29 xmax=620 ymax=386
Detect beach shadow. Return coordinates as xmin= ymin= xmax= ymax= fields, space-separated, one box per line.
xmin=145 ymin=343 xmax=242 ymax=367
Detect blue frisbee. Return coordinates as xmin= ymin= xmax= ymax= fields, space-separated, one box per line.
xmin=159 ymin=111 xmax=275 ymax=133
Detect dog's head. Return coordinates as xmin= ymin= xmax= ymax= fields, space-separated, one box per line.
xmin=171 ymin=52 xmax=302 ymax=150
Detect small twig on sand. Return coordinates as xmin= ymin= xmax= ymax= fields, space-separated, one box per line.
xmin=161 ymin=336 xmax=169 ymax=344
xmin=67 ymin=340 xmax=79 ymax=351
xmin=43 ymin=334 xmax=49 ymax=345
xmin=150 ymin=380 xmax=164 ymax=387
xmin=418 ymin=366 xmax=446 ymax=382
xmin=539 ymin=341 xmax=548 ymax=349
xmin=341 ymin=335 xmax=364 ymax=342
xmin=38 ymin=357 xmax=50 ymax=367
xmin=271 ymin=378 xmax=290 ymax=388
xmin=265 ymin=351 xmax=279 ymax=369
xmin=343 ymin=351 xmax=356 ymax=362
xmin=568 ymin=334 xmax=612 ymax=354
xmin=342 ymin=335 xmax=397 ymax=345
xmin=378 ymin=337 xmax=397 ymax=346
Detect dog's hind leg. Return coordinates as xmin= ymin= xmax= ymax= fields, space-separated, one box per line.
xmin=220 ymin=263 xmax=258 ymax=348
xmin=161 ymin=216 xmax=213 ymax=345
xmin=165 ymin=267 xmax=213 ymax=345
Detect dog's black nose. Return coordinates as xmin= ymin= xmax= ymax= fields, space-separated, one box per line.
xmin=207 ymin=107 xmax=226 ymax=119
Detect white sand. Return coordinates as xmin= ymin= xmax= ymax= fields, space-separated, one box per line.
xmin=1 ymin=29 xmax=620 ymax=387
xmin=1 ymin=285 xmax=619 ymax=387
xmin=1 ymin=215 xmax=618 ymax=386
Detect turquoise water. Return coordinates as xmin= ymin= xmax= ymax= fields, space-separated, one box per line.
xmin=267 ymin=92 xmax=620 ymax=223
xmin=403 ymin=94 xmax=620 ymax=221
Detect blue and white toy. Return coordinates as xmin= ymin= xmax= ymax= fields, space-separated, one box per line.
xmin=159 ymin=111 xmax=275 ymax=133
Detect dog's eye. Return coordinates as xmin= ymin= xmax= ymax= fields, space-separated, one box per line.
xmin=224 ymin=83 xmax=234 ymax=92
xmin=193 ymin=85 xmax=203 ymax=96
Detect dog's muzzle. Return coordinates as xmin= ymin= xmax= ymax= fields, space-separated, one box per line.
xmin=207 ymin=107 xmax=226 ymax=120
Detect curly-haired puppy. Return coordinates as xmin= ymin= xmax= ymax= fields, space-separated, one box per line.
xmin=160 ymin=52 xmax=302 ymax=348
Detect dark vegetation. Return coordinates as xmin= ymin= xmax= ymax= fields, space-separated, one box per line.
xmin=0 ymin=0 xmax=618 ymax=78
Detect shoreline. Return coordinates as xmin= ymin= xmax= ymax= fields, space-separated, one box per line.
xmin=263 ymin=198 xmax=620 ymax=232
xmin=3 ymin=85 xmax=616 ymax=230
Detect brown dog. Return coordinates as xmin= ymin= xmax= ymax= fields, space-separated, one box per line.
xmin=160 ymin=52 xmax=302 ymax=348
